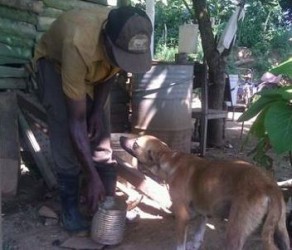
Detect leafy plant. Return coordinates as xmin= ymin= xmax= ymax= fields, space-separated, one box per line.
xmin=238 ymin=58 xmax=292 ymax=171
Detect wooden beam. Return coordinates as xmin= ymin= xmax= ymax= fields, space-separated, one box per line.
xmin=0 ymin=78 xmax=26 ymax=89
xmin=0 ymin=43 xmax=33 ymax=60
xmin=0 ymin=5 xmax=38 ymax=25
xmin=0 ymin=56 xmax=28 ymax=65
xmin=0 ymin=0 xmax=44 ymax=14
xmin=0 ymin=92 xmax=20 ymax=196
xmin=0 ymin=17 xmax=36 ymax=40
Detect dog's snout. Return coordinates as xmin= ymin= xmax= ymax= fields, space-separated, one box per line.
xmin=119 ymin=136 xmax=137 ymax=157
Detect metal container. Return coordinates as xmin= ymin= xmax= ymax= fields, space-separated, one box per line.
xmin=132 ymin=62 xmax=194 ymax=153
xmin=91 ymin=196 xmax=127 ymax=245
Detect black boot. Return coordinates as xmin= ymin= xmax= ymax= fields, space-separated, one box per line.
xmin=95 ymin=163 xmax=117 ymax=196
xmin=57 ymin=173 xmax=89 ymax=233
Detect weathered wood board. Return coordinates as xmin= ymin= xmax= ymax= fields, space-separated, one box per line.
xmin=0 ymin=92 xmax=20 ymax=196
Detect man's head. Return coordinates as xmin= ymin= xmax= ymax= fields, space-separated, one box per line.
xmin=104 ymin=6 xmax=152 ymax=73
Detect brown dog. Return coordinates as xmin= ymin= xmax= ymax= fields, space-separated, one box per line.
xmin=120 ymin=135 xmax=290 ymax=250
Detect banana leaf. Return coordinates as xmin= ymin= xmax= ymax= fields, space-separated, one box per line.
xmin=238 ymin=94 xmax=281 ymax=122
xmin=270 ymin=57 xmax=292 ymax=78
xmin=265 ymin=101 xmax=292 ymax=154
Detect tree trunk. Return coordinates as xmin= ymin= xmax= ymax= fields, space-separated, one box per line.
xmin=192 ymin=0 xmax=227 ymax=147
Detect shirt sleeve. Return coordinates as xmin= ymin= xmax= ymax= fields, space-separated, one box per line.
xmin=61 ymin=41 xmax=87 ymax=100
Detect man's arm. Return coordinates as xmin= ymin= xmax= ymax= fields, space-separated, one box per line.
xmin=65 ymin=96 xmax=105 ymax=212
xmin=88 ymin=76 xmax=116 ymax=140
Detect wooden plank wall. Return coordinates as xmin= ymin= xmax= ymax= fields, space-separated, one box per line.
xmin=0 ymin=92 xmax=20 ymax=196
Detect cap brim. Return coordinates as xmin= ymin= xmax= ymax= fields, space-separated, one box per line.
xmin=111 ymin=43 xmax=152 ymax=74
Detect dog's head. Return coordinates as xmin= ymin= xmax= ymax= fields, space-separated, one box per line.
xmin=120 ymin=135 xmax=170 ymax=177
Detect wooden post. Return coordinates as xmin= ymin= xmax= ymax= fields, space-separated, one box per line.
xmin=0 ymin=92 xmax=20 ymax=197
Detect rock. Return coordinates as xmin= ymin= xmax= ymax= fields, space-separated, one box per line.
xmin=38 ymin=205 xmax=58 ymax=219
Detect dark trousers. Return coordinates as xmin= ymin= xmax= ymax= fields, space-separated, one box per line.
xmin=36 ymin=58 xmax=115 ymax=176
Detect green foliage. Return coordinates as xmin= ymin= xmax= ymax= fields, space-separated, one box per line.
xmin=155 ymin=44 xmax=178 ymax=61
xmin=236 ymin=0 xmax=291 ymax=74
xmin=270 ymin=57 xmax=292 ymax=77
xmin=239 ymin=58 xmax=292 ymax=170
xmin=154 ymin=0 xmax=192 ymax=50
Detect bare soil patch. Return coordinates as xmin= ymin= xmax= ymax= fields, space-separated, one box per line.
xmin=3 ymin=115 xmax=292 ymax=250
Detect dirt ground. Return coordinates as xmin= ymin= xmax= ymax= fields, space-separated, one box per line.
xmin=3 ymin=113 xmax=292 ymax=250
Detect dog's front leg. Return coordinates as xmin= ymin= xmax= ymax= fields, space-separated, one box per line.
xmin=188 ymin=215 xmax=207 ymax=250
xmin=173 ymin=203 xmax=190 ymax=250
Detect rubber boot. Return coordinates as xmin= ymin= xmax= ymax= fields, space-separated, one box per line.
xmin=95 ymin=163 xmax=117 ymax=196
xmin=57 ymin=173 xmax=89 ymax=233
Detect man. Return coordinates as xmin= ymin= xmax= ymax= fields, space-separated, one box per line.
xmin=34 ymin=6 xmax=152 ymax=232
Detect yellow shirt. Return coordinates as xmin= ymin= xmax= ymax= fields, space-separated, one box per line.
xmin=34 ymin=8 xmax=120 ymax=100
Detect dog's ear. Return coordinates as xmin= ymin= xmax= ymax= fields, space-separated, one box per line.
xmin=147 ymin=149 xmax=154 ymax=163
xmin=147 ymin=149 xmax=161 ymax=166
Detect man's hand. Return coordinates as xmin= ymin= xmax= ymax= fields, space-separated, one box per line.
xmin=86 ymin=171 xmax=105 ymax=213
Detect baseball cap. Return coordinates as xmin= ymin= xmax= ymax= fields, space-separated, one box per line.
xmin=104 ymin=6 xmax=153 ymax=73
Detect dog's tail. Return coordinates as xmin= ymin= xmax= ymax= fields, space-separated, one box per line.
xmin=262 ymin=187 xmax=290 ymax=250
